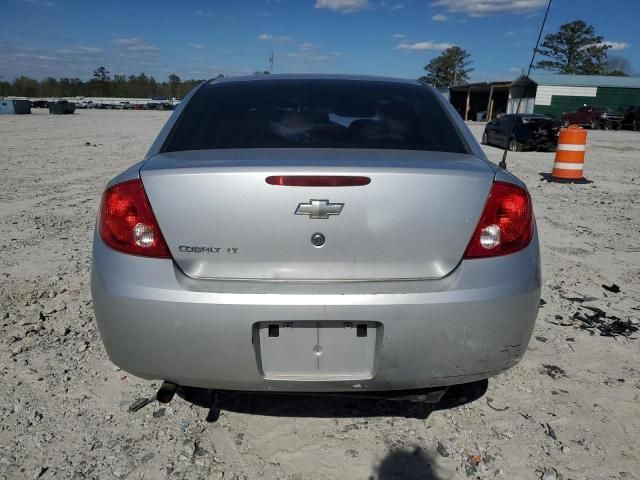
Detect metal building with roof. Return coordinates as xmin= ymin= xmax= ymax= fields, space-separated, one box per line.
xmin=446 ymin=81 xmax=512 ymax=122
xmin=509 ymin=73 xmax=640 ymax=118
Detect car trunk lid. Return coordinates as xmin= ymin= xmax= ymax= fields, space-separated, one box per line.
xmin=140 ymin=149 xmax=495 ymax=281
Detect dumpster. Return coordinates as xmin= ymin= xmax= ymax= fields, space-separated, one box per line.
xmin=0 ymin=99 xmax=32 ymax=115
xmin=48 ymin=101 xmax=76 ymax=114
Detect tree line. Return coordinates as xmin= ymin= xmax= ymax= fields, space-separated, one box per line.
xmin=0 ymin=67 xmax=223 ymax=99
xmin=420 ymin=20 xmax=634 ymax=88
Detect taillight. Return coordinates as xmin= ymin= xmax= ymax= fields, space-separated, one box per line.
xmin=463 ymin=181 xmax=533 ymax=259
xmin=98 ymin=179 xmax=171 ymax=258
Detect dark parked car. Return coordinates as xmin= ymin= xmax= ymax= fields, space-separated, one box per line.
xmin=482 ymin=113 xmax=561 ymax=151
xmin=562 ymin=105 xmax=623 ymax=130
xmin=619 ymin=105 xmax=640 ymax=131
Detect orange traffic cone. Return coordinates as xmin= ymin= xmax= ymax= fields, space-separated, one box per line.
xmin=551 ymin=125 xmax=588 ymax=182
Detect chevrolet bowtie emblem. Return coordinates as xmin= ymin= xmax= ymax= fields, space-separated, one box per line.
xmin=295 ymin=199 xmax=344 ymax=219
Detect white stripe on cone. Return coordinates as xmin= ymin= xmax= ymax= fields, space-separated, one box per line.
xmin=557 ymin=143 xmax=586 ymax=151
xmin=553 ymin=162 xmax=584 ymax=170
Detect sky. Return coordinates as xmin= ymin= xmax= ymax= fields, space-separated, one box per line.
xmin=1 ymin=0 xmax=638 ymax=83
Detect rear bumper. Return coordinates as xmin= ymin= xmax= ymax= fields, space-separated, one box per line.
xmin=91 ymin=230 xmax=541 ymax=392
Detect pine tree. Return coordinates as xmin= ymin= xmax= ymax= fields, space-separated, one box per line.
xmin=420 ymin=47 xmax=473 ymax=88
xmin=535 ymin=20 xmax=610 ymax=74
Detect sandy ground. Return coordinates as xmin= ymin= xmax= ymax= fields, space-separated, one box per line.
xmin=1 ymin=109 xmax=639 ymax=480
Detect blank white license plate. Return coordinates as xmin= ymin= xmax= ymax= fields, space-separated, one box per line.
xmin=256 ymin=321 xmax=381 ymax=380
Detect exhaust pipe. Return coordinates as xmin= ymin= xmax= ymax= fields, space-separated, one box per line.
xmin=156 ymin=381 xmax=177 ymax=404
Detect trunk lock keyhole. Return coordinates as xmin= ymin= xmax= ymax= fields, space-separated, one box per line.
xmin=311 ymin=232 xmax=326 ymax=248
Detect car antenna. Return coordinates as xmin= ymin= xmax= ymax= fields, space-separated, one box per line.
xmin=499 ymin=0 xmax=552 ymax=170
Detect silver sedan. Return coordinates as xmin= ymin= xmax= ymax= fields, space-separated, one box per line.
xmin=91 ymin=75 xmax=540 ymax=398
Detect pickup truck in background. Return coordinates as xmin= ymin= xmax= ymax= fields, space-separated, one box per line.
xmin=562 ymin=105 xmax=624 ymax=130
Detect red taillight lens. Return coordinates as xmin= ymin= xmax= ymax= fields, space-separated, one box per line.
xmin=98 ymin=179 xmax=171 ymax=258
xmin=266 ymin=176 xmax=371 ymax=187
xmin=463 ymin=181 xmax=533 ymax=259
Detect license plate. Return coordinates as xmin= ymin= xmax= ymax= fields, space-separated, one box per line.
xmin=255 ymin=321 xmax=381 ymax=380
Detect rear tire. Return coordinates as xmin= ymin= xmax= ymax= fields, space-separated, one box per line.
xmin=508 ymin=138 xmax=523 ymax=152
xmin=633 ymin=120 xmax=640 ymax=132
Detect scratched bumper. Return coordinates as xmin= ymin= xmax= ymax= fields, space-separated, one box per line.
xmin=91 ymin=229 xmax=541 ymax=392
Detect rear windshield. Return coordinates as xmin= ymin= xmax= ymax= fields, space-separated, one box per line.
xmin=163 ymin=79 xmax=467 ymax=154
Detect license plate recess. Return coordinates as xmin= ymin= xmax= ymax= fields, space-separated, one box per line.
xmin=255 ymin=321 xmax=382 ymax=380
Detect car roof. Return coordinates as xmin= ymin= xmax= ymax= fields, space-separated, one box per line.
xmin=207 ymin=74 xmax=423 ymax=86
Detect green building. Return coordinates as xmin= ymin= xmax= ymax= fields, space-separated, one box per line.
xmin=510 ymin=72 xmax=640 ymax=118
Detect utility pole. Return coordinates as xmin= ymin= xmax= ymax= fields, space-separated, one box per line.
xmin=269 ymin=51 xmax=274 ymax=74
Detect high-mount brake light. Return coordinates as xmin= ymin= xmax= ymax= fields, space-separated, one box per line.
xmin=98 ymin=179 xmax=171 ymax=258
xmin=464 ymin=181 xmax=533 ymax=259
xmin=266 ymin=176 xmax=371 ymax=187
